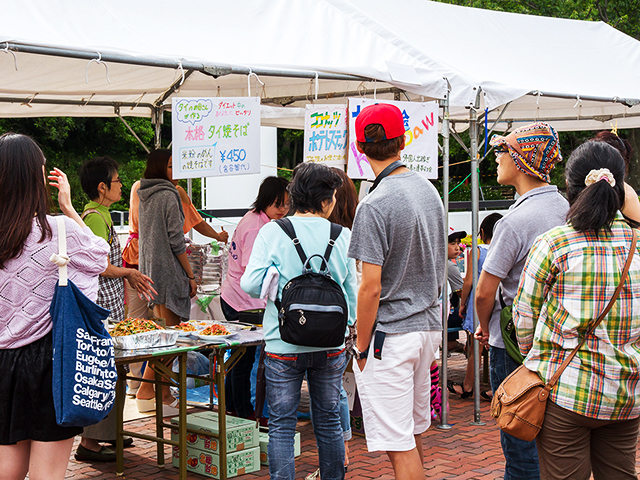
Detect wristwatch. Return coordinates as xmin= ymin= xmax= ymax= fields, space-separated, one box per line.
xmin=350 ymin=345 xmax=369 ymax=361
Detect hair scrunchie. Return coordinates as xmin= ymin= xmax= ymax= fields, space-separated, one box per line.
xmin=585 ymin=168 xmax=616 ymax=188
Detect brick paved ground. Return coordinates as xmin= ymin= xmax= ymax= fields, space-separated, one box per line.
xmin=63 ymin=351 xmax=640 ymax=479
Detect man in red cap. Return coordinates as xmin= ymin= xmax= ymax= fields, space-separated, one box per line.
xmin=475 ymin=122 xmax=569 ymax=480
xmin=348 ymin=103 xmax=445 ymax=480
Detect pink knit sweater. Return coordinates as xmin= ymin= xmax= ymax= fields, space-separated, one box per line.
xmin=0 ymin=216 xmax=109 ymax=349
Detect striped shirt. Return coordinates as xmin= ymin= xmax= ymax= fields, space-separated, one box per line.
xmin=514 ymin=215 xmax=640 ymax=420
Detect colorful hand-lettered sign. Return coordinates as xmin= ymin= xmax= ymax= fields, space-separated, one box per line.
xmin=171 ymin=97 xmax=260 ymax=179
xmin=347 ymin=99 xmax=439 ymax=180
xmin=303 ymin=105 xmax=348 ymax=167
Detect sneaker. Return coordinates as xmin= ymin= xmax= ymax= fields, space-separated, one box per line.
xmin=74 ymin=444 xmax=116 ymax=462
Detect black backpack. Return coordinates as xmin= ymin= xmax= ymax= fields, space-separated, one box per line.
xmin=274 ymin=218 xmax=349 ymax=348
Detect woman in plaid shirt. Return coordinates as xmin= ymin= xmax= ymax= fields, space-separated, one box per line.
xmin=514 ymin=141 xmax=640 ymax=480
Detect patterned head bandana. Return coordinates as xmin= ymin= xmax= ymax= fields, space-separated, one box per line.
xmin=490 ymin=122 xmax=562 ymax=183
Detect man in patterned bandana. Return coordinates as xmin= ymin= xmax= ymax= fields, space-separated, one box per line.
xmin=474 ymin=122 xmax=569 ymax=480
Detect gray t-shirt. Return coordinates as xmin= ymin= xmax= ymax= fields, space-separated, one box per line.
xmin=448 ymin=260 xmax=464 ymax=292
xmin=348 ymin=170 xmax=445 ymax=334
xmin=482 ymin=185 xmax=569 ymax=348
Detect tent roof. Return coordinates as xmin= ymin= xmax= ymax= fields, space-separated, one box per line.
xmin=0 ymin=0 xmax=639 ymax=131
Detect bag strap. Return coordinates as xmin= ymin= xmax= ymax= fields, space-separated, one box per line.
xmin=498 ymin=287 xmax=507 ymax=309
xmin=369 ymin=160 xmax=404 ymax=193
xmin=275 ymin=218 xmax=307 ymax=265
xmin=52 ymin=216 xmax=69 ymax=286
xmin=81 ymin=208 xmax=115 ymax=244
xmin=546 ymin=228 xmax=637 ymax=388
xmin=323 ymin=223 xmax=343 ymax=262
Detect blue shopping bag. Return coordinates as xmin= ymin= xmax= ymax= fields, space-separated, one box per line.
xmin=49 ymin=216 xmax=116 ymax=427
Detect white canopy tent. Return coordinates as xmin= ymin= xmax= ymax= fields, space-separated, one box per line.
xmin=2 ymin=0 xmax=640 ymax=430
xmin=1 ymin=0 xmax=639 ymax=132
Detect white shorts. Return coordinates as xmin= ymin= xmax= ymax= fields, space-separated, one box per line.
xmin=353 ymin=330 xmax=440 ymax=452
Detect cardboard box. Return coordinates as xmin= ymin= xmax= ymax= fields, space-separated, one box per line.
xmin=258 ymin=431 xmax=301 ymax=466
xmin=172 ymin=445 xmax=260 ymax=478
xmin=170 ymin=412 xmax=259 ymax=453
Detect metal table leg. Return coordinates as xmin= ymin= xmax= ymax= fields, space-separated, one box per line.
xmin=116 ymin=364 xmax=126 ymax=476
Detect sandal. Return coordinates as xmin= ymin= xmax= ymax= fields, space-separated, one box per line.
xmin=447 ymin=380 xmax=473 ymax=399
xmin=480 ymin=390 xmax=493 ymax=401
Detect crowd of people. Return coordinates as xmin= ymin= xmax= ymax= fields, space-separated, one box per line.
xmin=0 ymin=101 xmax=639 ymax=480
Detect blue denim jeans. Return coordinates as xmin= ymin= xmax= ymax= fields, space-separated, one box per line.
xmin=339 ymin=386 xmax=352 ymax=441
xmin=265 ymin=350 xmax=347 ymax=480
xmin=310 ymin=383 xmax=352 ymax=441
xmin=490 ymin=346 xmax=541 ymax=480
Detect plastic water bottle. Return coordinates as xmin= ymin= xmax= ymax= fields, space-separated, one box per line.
xmin=186 ymin=375 xmax=210 ymax=389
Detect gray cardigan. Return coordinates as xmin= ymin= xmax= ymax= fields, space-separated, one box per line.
xmin=138 ymin=178 xmax=190 ymax=319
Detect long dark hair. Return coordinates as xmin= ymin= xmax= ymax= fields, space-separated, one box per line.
xmin=566 ymin=142 xmax=626 ymax=234
xmin=252 ymin=176 xmax=289 ymax=213
xmin=144 ymin=149 xmax=172 ymax=181
xmin=327 ymin=168 xmax=358 ymax=229
xmin=0 ymin=133 xmax=51 ymax=268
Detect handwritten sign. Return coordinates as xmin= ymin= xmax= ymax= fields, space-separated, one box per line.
xmin=347 ymin=99 xmax=439 ymax=180
xmin=171 ymin=97 xmax=261 ymax=179
xmin=303 ymin=105 xmax=348 ymax=166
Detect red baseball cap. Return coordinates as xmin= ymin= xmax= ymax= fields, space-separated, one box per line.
xmin=355 ymin=103 xmax=405 ymax=143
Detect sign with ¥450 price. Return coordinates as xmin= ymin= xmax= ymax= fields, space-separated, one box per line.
xmin=171 ymin=97 xmax=261 ymax=179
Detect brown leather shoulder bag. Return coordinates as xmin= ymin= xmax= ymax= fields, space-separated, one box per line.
xmin=491 ymin=229 xmax=636 ymax=441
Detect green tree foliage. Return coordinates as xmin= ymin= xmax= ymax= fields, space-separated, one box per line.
xmin=437 ymin=0 xmax=640 ymax=39
xmin=0 ymin=116 xmax=159 ymax=212
xmin=431 ymin=0 xmax=640 ymax=195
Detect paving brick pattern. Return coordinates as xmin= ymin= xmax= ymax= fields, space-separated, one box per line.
xmin=63 ymin=353 xmax=640 ymax=479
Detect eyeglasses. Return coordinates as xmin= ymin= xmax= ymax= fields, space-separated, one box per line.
xmin=494 ymin=146 xmax=509 ymax=156
xmin=111 ymin=178 xmax=123 ymax=184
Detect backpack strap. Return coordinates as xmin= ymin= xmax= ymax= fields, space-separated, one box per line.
xmin=275 ymin=218 xmax=307 ymax=265
xmin=498 ymin=286 xmax=507 ymax=309
xmin=323 ymin=223 xmax=343 ymax=262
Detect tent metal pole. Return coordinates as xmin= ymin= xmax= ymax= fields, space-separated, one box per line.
xmin=450 ymin=129 xmax=470 ymax=155
xmin=261 ymin=87 xmax=403 ymax=107
xmin=117 ymin=115 xmax=150 ymax=153
xmin=525 ymin=90 xmax=640 ymax=108
xmin=478 ymin=102 xmax=512 ymax=154
xmin=469 ymin=91 xmax=485 ymax=426
xmin=153 ymin=108 xmax=162 ymax=150
xmin=437 ymin=91 xmax=452 ymax=430
xmin=0 ymin=95 xmax=154 ymax=111
xmin=3 ymin=42 xmax=369 ymax=82
xmin=154 ymin=69 xmax=196 ymax=107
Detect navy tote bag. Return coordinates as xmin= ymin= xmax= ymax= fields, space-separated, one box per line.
xmin=49 ymin=216 xmax=116 ymax=427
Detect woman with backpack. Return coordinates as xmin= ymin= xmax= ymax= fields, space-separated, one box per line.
xmin=241 ymin=163 xmax=357 ymax=480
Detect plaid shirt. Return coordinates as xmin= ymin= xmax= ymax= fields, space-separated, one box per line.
xmin=82 ymin=208 xmax=125 ymax=324
xmin=514 ymin=215 xmax=640 ymax=420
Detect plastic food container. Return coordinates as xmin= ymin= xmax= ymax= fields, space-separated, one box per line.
xmin=111 ymin=329 xmax=180 ymax=350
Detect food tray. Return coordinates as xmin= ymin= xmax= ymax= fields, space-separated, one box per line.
xmin=111 ymin=329 xmax=180 ymax=350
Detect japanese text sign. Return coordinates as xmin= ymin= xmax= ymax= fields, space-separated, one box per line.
xmin=347 ymin=99 xmax=439 ymax=180
xmin=303 ymin=105 xmax=348 ymax=167
xmin=171 ymin=97 xmax=261 ymax=179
